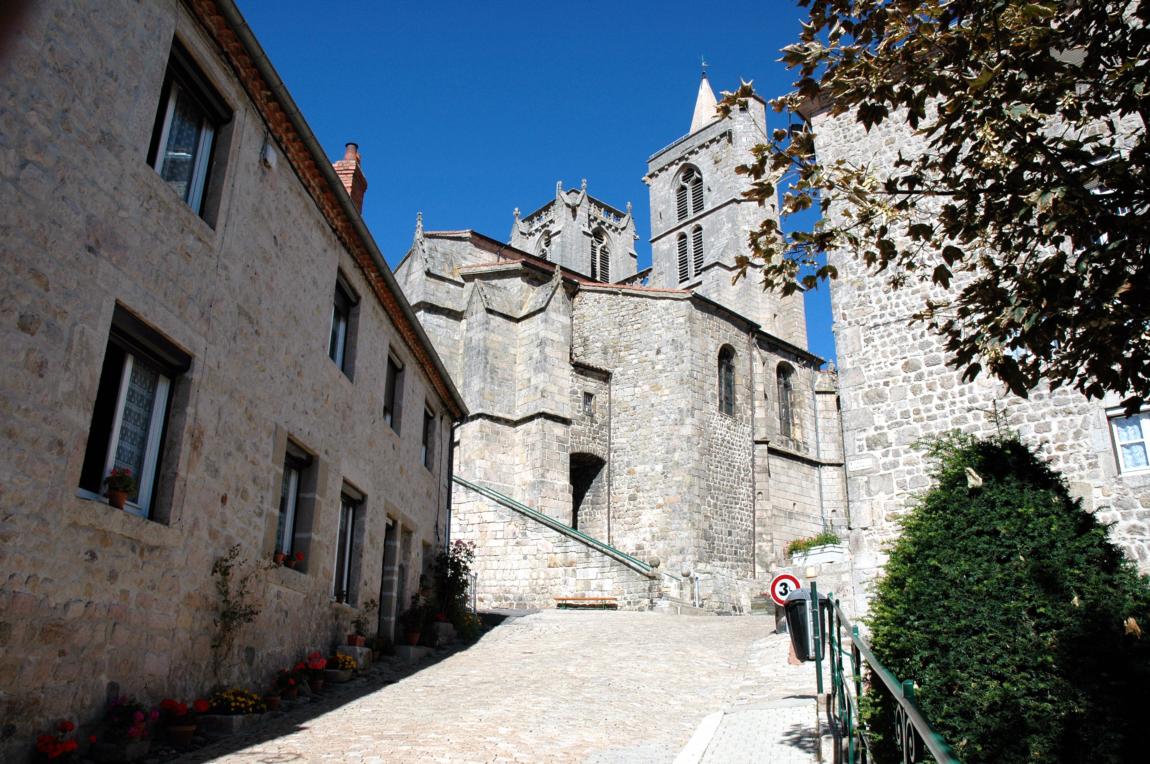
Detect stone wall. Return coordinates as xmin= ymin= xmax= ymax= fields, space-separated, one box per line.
xmin=451 ymin=487 xmax=658 ymax=610
xmin=0 ymin=1 xmax=457 ymax=756
xmin=809 ymin=106 xmax=1150 ymax=607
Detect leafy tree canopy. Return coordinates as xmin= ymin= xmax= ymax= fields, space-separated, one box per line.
xmin=724 ymin=0 xmax=1149 ymax=410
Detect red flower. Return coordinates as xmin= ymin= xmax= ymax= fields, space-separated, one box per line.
xmin=193 ymin=699 xmax=211 ymax=714
xmin=57 ymin=719 xmax=75 ymax=733
xmin=89 ymin=735 xmax=98 ymax=744
xmin=293 ymin=551 xmax=304 ymax=562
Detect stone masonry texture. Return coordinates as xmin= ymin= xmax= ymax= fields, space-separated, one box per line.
xmin=0 ymin=1 xmax=459 ymax=759
xmin=809 ymin=105 xmax=1150 ymax=608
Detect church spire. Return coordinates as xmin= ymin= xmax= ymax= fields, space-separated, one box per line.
xmin=690 ymin=69 xmax=719 ymax=134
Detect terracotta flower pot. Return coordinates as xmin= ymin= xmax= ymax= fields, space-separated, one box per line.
xmin=347 ymin=634 xmax=365 ymax=647
xmin=406 ymin=631 xmax=421 ymax=646
xmin=263 ymin=695 xmax=281 ymax=712
xmin=107 ymin=489 xmax=128 ymax=510
xmin=280 ymin=685 xmax=298 ymax=700
xmin=308 ymin=671 xmax=325 ymax=692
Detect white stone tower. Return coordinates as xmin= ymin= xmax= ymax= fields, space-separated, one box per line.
xmin=644 ymin=73 xmax=808 ymax=348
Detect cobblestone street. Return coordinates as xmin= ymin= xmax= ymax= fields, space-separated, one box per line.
xmin=174 ymin=611 xmax=821 ymax=763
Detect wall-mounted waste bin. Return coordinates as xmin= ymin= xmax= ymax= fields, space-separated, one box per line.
xmin=784 ymin=588 xmax=827 ymax=662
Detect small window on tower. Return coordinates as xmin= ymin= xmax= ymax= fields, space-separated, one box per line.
xmin=591 ymin=229 xmax=610 ymax=282
xmin=583 ymin=392 xmax=594 ymax=416
xmin=676 ymin=166 xmax=704 ymax=221
xmin=692 ymin=225 xmax=704 ymax=275
xmin=677 ymin=233 xmax=690 ymax=283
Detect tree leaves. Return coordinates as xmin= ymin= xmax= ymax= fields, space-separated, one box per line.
xmin=723 ymin=0 xmax=1150 ymax=406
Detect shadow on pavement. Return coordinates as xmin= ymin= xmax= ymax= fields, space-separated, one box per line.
xmin=162 ymin=615 xmax=521 ymax=764
xmin=781 ymin=721 xmax=820 ymax=754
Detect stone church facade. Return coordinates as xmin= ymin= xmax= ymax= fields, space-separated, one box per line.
xmin=397 ymin=77 xmax=848 ymax=612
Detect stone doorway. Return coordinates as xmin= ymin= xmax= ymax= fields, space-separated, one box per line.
xmin=570 ymin=452 xmax=607 ymax=536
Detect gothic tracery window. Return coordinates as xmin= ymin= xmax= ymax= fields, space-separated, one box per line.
xmin=777 ymin=363 xmax=795 ymax=438
xmin=676 ymin=166 xmax=704 ymax=221
xmin=718 ymin=345 xmax=736 ymax=416
xmin=677 ymin=233 xmax=689 ymax=283
xmin=691 ymin=224 xmax=704 ymax=274
xmin=592 ymin=229 xmax=610 ymax=282
xmin=538 ymin=230 xmax=551 ymax=261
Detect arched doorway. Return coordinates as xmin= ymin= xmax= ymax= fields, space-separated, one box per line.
xmin=570 ymin=452 xmax=606 ymax=535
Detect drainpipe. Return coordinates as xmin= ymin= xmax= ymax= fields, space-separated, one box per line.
xmin=443 ymin=418 xmax=463 ymax=549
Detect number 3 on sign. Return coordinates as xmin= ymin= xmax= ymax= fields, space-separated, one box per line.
xmin=769 ymin=573 xmax=802 ymax=607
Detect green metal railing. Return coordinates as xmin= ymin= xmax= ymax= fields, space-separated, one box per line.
xmin=451 ymin=475 xmax=654 ymax=577
xmin=816 ymin=590 xmax=960 ymax=764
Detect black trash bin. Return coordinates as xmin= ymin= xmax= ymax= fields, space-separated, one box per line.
xmin=784 ymin=588 xmax=827 ymax=662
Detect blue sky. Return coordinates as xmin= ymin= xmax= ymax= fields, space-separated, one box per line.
xmin=236 ymin=0 xmax=835 ymax=362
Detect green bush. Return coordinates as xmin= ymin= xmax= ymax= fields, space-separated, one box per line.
xmin=864 ymin=434 xmax=1150 ymax=763
xmin=785 ymin=531 xmax=841 ymax=557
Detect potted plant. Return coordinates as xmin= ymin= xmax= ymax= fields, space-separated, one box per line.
xmin=398 ymin=593 xmax=428 ymax=647
xmin=275 ymin=667 xmax=301 ymax=700
xmin=283 ymin=550 xmax=304 ymax=570
xmin=103 ymin=468 xmax=136 ymax=510
xmin=157 ymin=698 xmax=208 ymax=748
xmin=348 ymin=598 xmax=377 ymax=646
xmin=325 ymin=653 xmax=356 ymax=683
xmin=92 ymin=696 xmax=155 ymax=762
xmin=306 ymin=651 xmax=327 ymax=691
xmin=273 ymin=551 xmax=285 ymax=566
xmin=33 ymin=719 xmax=78 ymax=762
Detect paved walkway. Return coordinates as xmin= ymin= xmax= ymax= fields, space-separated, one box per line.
xmin=173 ymin=610 xmax=821 ymax=763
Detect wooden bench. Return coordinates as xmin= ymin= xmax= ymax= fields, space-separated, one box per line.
xmin=555 ymin=596 xmax=618 ymax=610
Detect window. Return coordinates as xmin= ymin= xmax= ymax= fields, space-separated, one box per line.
xmin=421 ymin=406 xmax=436 ymax=470
xmin=1111 ymin=411 xmax=1150 ymax=474
xmin=676 ymin=166 xmax=704 ymax=221
xmin=333 ymin=488 xmax=362 ymax=603
xmin=692 ymin=225 xmax=704 ymax=274
xmin=147 ymin=41 xmax=231 ymax=217
xmin=79 ymin=306 xmax=192 ymax=518
xmin=583 ymin=392 xmax=594 ymax=416
xmin=538 ymin=231 xmax=551 ymax=261
xmin=276 ymin=442 xmax=313 ymax=566
xmin=384 ymin=355 xmax=404 ymax=433
xmin=677 ymin=233 xmax=690 ymax=283
xmin=591 ymin=229 xmax=610 ymax=282
xmin=718 ymin=346 xmax=736 ymax=416
xmin=777 ymin=363 xmax=795 ymax=438
xmin=328 ymin=274 xmax=358 ymax=375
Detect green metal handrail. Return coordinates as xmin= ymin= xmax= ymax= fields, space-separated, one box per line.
xmin=823 ymin=593 xmax=960 ymax=764
xmin=451 ymin=475 xmax=654 ymax=577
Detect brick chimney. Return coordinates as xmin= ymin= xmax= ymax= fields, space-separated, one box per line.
xmin=332 ymin=142 xmax=368 ymax=213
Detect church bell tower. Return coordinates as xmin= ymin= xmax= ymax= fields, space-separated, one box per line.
xmin=643 ymin=72 xmax=808 ymax=349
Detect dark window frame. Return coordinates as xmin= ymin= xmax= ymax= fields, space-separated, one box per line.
xmin=78 ymin=306 xmax=192 ymax=521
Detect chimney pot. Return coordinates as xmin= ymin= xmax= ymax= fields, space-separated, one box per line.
xmin=333 ymin=142 xmax=368 ymax=213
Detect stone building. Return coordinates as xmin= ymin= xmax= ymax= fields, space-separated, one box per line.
xmin=396 ymin=75 xmax=847 ymax=613
xmin=801 ymin=101 xmax=1150 ymax=607
xmin=0 ymin=0 xmax=465 ymax=757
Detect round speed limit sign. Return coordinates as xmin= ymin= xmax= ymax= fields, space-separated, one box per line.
xmin=769 ymin=573 xmax=802 ymax=606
